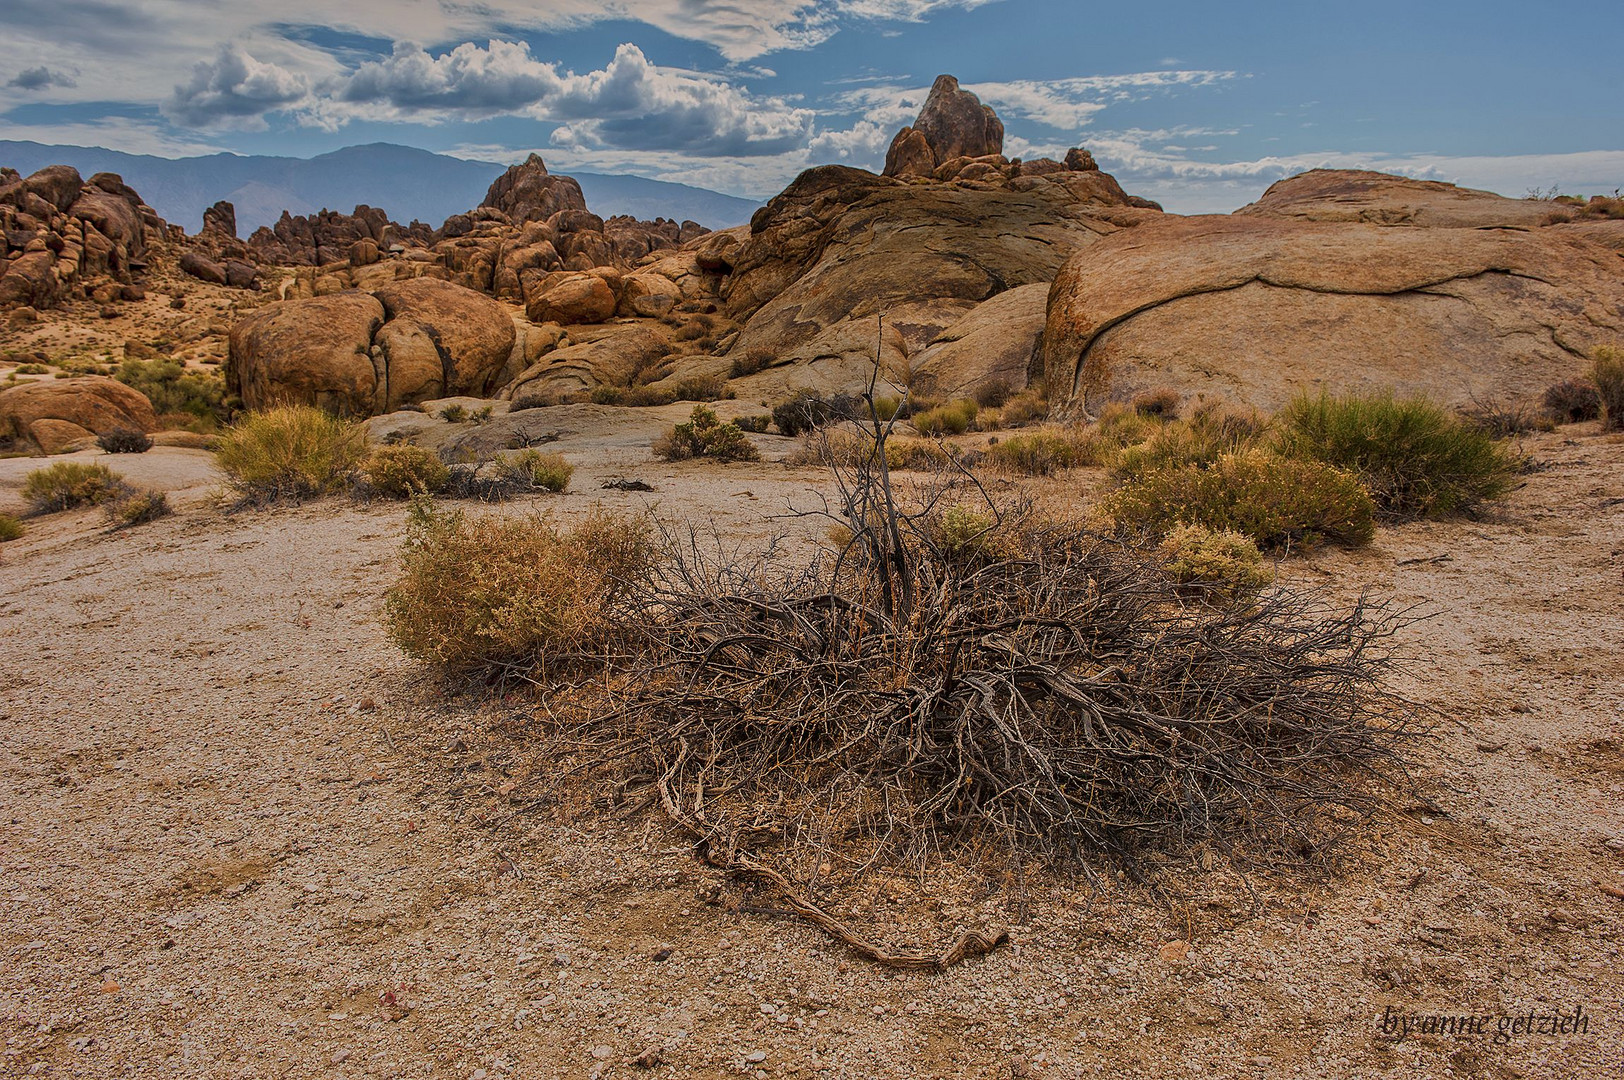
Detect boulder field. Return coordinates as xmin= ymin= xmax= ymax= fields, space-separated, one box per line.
xmin=9 ymin=77 xmax=1622 ymax=428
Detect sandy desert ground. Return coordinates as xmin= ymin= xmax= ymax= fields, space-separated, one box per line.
xmin=1 ymin=419 xmax=1621 ymax=1079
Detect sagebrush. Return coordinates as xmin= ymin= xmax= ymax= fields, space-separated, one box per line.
xmin=214 ymin=405 xmax=368 ymax=503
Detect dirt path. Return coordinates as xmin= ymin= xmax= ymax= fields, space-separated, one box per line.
xmin=2 ymin=428 xmax=1621 ymax=1079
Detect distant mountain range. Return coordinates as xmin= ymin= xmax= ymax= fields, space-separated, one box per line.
xmin=0 ymin=141 xmax=763 ymax=234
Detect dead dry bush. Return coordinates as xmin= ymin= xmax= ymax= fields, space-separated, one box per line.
xmin=406 ymin=331 xmax=1426 ymax=968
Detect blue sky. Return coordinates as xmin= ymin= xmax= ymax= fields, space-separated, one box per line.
xmin=1 ymin=0 xmax=1618 ymax=212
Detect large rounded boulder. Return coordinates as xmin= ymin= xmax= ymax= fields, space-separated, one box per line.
xmin=372 ymin=278 xmax=515 ymax=399
xmin=1042 ymin=198 xmax=1624 ymax=413
xmin=0 ymin=376 xmax=158 ymax=451
xmin=227 ymin=292 xmax=385 ymax=415
xmin=228 ymin=280 xmax=518 ymax=416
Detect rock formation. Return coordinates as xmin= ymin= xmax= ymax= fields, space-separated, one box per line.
xmin=706 ymin=161 xmax=1153 ymax=402
xmin=0 ymin=166 xmax=167 ymax=310
xmin=1042 ymin=175 xmax=1624 ymax=413
xmin=227 ymin=280 xmax=517 ymax=415
xmin=480 ymin=153 xmax=588 ymax=224
xmin=0 ymin=375 xmax=158 ymax=452
xmin=884 ymin=76 xmax=1004 ymax=179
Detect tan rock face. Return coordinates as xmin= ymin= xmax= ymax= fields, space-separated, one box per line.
xmin=721 ymin=164 xmax=1150 ymax=379
xmin=525 ymin=273 xmax=618 ymax=326
xmin=0 ymin=376 xmax=158 ymax=449
xmin=504 ymin=324 xmax=672 ymax=406
xmin=1042 ymin=197 xmax=1624 ymax=413
xmin=725 ymin=316 xmax=910 ymax=400
xmin=228 ymin=279 xmax=517 ymax=415
xmin=1236 ymin=169 xmax=1557 ymax=229
xmin=911 ymin=283 xmax=1049 ymax=398
xmin=372 ymin=278 xmax=515 ymax=398
xmin=227 ymin=292 xmax=385 ymax=415
xmin=28 ymin=418 xmax=97 ymax=455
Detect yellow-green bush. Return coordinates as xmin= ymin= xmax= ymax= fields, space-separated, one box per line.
xmin=1102 ymin=449 xmax=1376 ymax=551
xmin=104 ymin=487 xmax=171 ymax=528
xmin=912 ymin=398 xmax=979 ymax=436
xmin=493 ymin=449 xmax=573 ymax=493
xmin=1158 ymin=524 xmax=1275 ymax=600
xmin=985 ymin=427 xmax=1100 ymax=475
xmin=653 ymin=406 xmax=761 ymax=462
xmin=0 ymin=514 xmax=23 ymax=541
xmin=386 ymin=503 xmax=651 ymax=672
xmin=1273 ymin=391 xmax=1517 ymax=519
xmin=22 ymin=461 xmax=126 ymax=513
xmin=362 ymin=444 xmax=451 ymax=498
xmin=1593 ymin=346 xmax=1624 ymax=432
xmin=215 ymin=406 xmax=368 ymax=502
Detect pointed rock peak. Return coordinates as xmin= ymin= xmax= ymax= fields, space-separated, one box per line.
xmin=480 ymin=152 xmax=586 ymax=224
xmin=883 ymin=73 xmax=1004 ymax=178
xmin=523 ymin=152 xmax=549 ymax=175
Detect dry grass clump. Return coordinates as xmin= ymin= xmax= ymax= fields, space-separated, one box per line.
xmin=360 ymin=444 xmax=451 ymax=498
xmin=1593 ymin=346 xmax=1624 ymax=432
xmin=96 ymin=427 xmax=153 ymax=454
xmin=22 ymin=461 xmax=127 ymax=513
xmin=983 ymin=388 xmax=1048 ymax=428
xmin=653 ymin=406 xmax=761 ymax=462
xmin=386 ymin=502 xmax=651 ymax=674
xmin=792 ymin=427 xmax=955 ymax=471
xmin=1158 ymin=524 xmax=1275 ymax=601
xmin=911 ymin=397 xmax=979 ymax=436
xmin=985 ymin=426 xmax=1100 ymax=475
xmin=104 ymin=487 xmax=171 ymax=529
xmin=592 ymin=384 xmax=677 ymax=407
xmin=214 ymin=405 xmax=368 ymax=503
xmin=1542 ymin=378 xmax=1601 ymax=423
xmin=1130 ymin=386 xmax=1182 ymax=419
xmin=0 ymin=514 xmax=24 ymax=541
xmin=1102 ymin=448 xmax=1376 ymax=551
xmin=1457 ymin=398 xmax=1553 ymax=438
xmin=1273 ymin=392 xmax=1518 ymax=519
xmin=727 ymin=349 xmax=774 ymax=379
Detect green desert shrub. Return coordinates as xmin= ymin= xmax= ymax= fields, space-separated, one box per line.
xmin=733 ymin=414 xmax=771 ymax=434
xmin=911 ymin=398 xmax=979 ymax=436
xmin=116 ymin=358 xmax=227 ymax=427
xmin=22 ymin=462 xmax=127 ymax=513
xmin=104 ymin=487 xmax=171 ymax=528
xmin=1158 ymin=524 xmax=1275 ymax=600
xmin=653 ymin=406 xmax=761 ymax=462
xmin=96 ymin=427 xmax=153 ymax=454
xmin=985 ymin=427 xmax=1100 ymax=475
xmin=493 ymin=449 xmax=574 ymax=493
xmin=1273 ymin=392 xmax=1518 ymax=519
xmin=0 ymin=514 xmax=24 ymax=541
xmin=787 ymin=428 xmax=953 ymax=471
xmin=1110 ymin=409 xmax=1266 ymax=483
xmin=386 ymin=503 xmax=651 ymax=673
xmin=361 ymin=444 xmax=451 ymax=498
xmin=438 ymin=404 xmax=469 ymax=423
xmin=1593 ymin=346 xmax=1624 ymax=432
xmin=214 ymin=405 xmax=369 ymax=502
xmin=1102 ymin=449 xmax=1376 ymax=551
